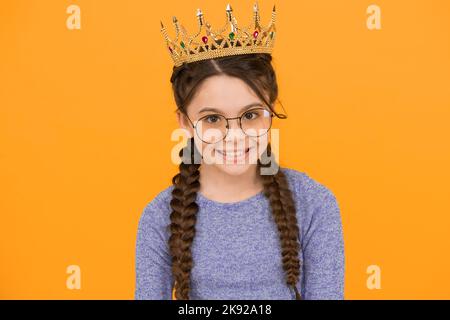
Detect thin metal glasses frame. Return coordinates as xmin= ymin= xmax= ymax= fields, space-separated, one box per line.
xmin=182 ymin=107 xmax=275 ymax=144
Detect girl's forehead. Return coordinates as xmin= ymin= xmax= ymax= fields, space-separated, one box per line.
xmin=190 ymin=76 xmax=261 ymax=113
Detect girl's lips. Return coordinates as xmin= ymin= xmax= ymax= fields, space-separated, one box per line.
xmin=216 ymin=147 xmax=250 ymax=157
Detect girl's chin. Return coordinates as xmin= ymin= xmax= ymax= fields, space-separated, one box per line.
xmin=212 ymin=163 xmax=255 ymax=176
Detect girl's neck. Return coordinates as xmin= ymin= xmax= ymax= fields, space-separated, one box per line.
xmin=198 ymin=164 xmax=264 ymax=203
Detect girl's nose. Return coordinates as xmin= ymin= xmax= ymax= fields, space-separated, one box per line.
xmin=224 ymin=119 xmax=245 ymax=142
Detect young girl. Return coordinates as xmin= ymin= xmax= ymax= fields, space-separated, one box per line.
xmin=135 ymin=4 xmax=344 ymax=300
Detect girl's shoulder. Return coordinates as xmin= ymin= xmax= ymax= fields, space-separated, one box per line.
xmin=280 ymin=166 xmax=339 ymax=208
xmin=280 ymin=167 xmax=343 ymax=253
xmin=138 ymin=184 xmax=175 ymax=228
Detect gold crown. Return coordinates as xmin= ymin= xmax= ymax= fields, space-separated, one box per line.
xmin=160 ymin=2 xmax=277 ymax=67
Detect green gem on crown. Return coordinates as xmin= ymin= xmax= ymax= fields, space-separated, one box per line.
xmin=270 ymin=32 xmax=275 ymax=39
xmin=180 ymin=41 xmax=185 ymax=48
xmin=229 ymin=32 xmax=235 ymax=40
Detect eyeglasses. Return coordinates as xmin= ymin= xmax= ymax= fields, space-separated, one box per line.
xmin=183 ymin=107 xmax=275 ymax=144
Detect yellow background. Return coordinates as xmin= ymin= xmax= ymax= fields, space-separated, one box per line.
xmin=1 ymin=0 xmax=449 ymax=299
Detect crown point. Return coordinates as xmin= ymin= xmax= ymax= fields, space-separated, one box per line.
xmin=172 ymin=16 xmax=178 ymax=23
xmin=160 ymin=20 xmax=164 ymax=29
xmin=196 ymin=8 xmax=203 ymax=17
xmin=253 ymin=2 xmax=259 ymax=12
xmin=273 ymin=5 xmax=276 ymax=12
xmin=226 ymin=3 xmax=232 ymax=12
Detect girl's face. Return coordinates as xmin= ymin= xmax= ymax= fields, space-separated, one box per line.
xmin=177 ymin=74 xmax=272 ymax=176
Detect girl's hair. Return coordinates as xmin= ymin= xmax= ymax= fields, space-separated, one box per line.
xmin=167 ymin=52 xmax=302 ymax=300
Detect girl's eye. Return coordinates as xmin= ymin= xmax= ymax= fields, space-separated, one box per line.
xmin=243 ymin=111 xmax=259 ymax=120
xmin=205 ymin=115 xmax=221 ymax=123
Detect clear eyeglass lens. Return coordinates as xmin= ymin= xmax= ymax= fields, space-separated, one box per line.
xmin=241 ymin=108 xmax=272 ymax=137
xmin=195 ymin=114 xmax=227 ymax=144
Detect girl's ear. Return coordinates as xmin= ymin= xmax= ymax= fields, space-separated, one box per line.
xmin=176 ymin=110 xmax=187 ymax=128
xmin=176 ymin=110 xmax=194 ymax=138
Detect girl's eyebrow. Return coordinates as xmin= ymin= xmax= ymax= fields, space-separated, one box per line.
xmin=198 ymin=102 xmax=264 ymax=115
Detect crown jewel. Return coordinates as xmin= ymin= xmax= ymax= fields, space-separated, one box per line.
xmin=160 ymin=2 xmax=277 ymax=67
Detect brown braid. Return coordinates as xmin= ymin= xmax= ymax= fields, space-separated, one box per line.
xmin=168 ymin=138 xmax=302 ymax=300
xmin=168 ymin=137 xmax=200 ymax=300
xmin=258 ymin=143 xmax=302 ymax=300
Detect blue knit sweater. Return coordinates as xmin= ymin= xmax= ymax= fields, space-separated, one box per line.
xmin=135 ymin=167 xmax=345 ymax=299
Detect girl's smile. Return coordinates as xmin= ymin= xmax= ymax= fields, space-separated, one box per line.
xmin=215 ymin=147 xmax=252 ymax=164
